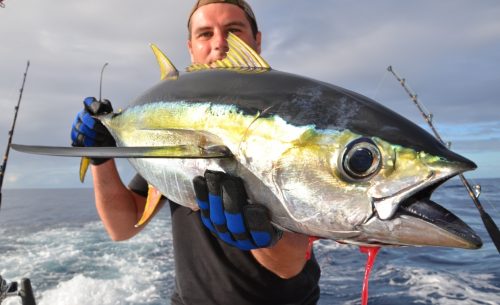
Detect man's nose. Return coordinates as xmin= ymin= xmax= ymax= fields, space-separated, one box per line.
xmin=212 ymin=32 xmax=229 ymax=53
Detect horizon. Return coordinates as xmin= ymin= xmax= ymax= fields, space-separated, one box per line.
xmin=1 ymin=0 xmax=499 ymax=188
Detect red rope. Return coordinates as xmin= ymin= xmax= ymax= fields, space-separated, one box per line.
xmin=305 ymin=236 xmax=320 ymax=260
xmin=359 ymin=246 xmax=381 ymax=305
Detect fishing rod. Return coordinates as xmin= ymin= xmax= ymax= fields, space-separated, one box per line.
xmin=79 ymin=62 xmax=110 ymax=183
xmin=0 ymin=60 xmax=30 ymax=208
xmin=0 ymin=61 xmax=37 ymax=305
xmin=387 ymin=65 xmax=500 ymax=254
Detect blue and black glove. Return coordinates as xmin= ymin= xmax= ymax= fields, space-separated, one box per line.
xmin=71 ymin=97 xmax=116 ymax=165
xmin=193 ymin=170 xmax=282 ymax=250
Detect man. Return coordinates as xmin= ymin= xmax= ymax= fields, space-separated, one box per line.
xmin=71 ymin=1 xmax=320 ymax=304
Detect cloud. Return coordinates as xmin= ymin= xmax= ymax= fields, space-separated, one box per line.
xmin=1 ymin=0 xmax=499 ymax=187
xmin=259 ymin=1 xmax=500 ymax=123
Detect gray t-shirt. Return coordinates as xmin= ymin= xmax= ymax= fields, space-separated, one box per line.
xmin=129 ymin=174 xmax=321 ymax=305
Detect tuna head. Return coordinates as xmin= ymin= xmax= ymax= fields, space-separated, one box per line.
xmin=266 ymin=85 xmax=481 ymax=249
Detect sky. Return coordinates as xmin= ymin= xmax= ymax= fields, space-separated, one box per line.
xmin=0 ymin=0 xmax=499 ymax=189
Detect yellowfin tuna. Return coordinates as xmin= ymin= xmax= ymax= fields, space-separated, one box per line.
xmin=12 ymin=33 xmax=481 ymax=249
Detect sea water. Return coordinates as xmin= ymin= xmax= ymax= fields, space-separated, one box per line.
xmin=0 ymin=179 xmax=499 ymax=305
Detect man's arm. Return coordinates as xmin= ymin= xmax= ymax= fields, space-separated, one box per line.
xmin=71 ymin=97 xmax=148 ymax=241
xmin=94 ymin=163 xmax=311 ymax=277
xmin=91 ymin=160 xmax=146 ymax=241
xmin=251 ymin=233 xmax=310 ymax=279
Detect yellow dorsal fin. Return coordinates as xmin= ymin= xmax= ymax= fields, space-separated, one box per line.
xmin=150 ymin=43 xmax=179 ymax=80
xmin=187 ymin=32 xmax=271 ymax=73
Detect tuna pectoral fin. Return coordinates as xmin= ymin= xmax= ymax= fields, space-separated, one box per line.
xmin=11 ymin=144 xmax=232 ymax=158
xmin=135 ymin=185 xmax=164 ymax=227
xmin=79 ymin=157 xmax=90 ymax=183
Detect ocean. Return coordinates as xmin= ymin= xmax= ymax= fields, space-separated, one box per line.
xmin=0 ymin=178 xmax=499 ymax=305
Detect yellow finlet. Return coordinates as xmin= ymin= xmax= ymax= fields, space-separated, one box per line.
xmin=187 ymin=32 xmax=271 ymax=73
xmin=135 ymin=185 xmax=164 ymax=227
xmin=150 ymin=43 xmax=179 ymax=80
xmin=79 ymin=157 xmax=90 ymax=183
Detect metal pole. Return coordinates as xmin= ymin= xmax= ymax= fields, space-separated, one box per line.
xmin=0 ymin=276 xmax=37 ymax=305
xmin=0 ymin=60 xmax=30 ymax=208
xmin=387 ymin=65 xmax=500 ymax=254
xmin=99 ymin=62 xmax=108 ymax=101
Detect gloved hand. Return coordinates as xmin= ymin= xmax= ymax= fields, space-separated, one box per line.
xmin=71 ymin=97 xmax=116 ymax=165
xmin=193 ymin=170 xmax=282 ymax=250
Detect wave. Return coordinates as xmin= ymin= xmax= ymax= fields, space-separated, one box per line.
xmin=0 ymin=211 xmax=175 ymax=305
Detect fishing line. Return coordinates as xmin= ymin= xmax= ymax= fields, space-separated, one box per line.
xmin=78 ymin=62 xmax=110 ymax=183
xmin=371 ymin=69 xmax=389 ymax=99
xmin=387 ymin=65 xmax=500 ymax=254
xmin=468 ymin=176 xmax=499 ymax=214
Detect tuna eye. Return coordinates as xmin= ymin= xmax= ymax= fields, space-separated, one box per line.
xmin=340 ymin=138 xmax=381 ymax=181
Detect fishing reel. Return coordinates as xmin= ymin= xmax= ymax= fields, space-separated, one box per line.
xmin=0 ymin=275 xmax=36 ymax=305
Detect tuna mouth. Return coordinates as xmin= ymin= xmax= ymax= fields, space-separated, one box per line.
xmin=395 ymin=196 xmax=482 ymax=249
xmin=359 ymin=181 xmax=482 ymax=249
xmin=372 ymin=155 xmax=478 ymax=222
xmin=357 ymin=181 xmax=482 ymax=249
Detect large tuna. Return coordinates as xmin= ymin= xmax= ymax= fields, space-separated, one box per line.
xmin=13 ymin=33 xmax=482 ymax=249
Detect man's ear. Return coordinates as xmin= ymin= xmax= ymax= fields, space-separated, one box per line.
xmin=187 ymin=39 xmax=195 ymax=63
xmin=255 ymin=31 xmax=262 ymax=54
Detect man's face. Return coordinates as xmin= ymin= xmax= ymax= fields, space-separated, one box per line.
xmin=188 ymin=3 xmax=261 ymax=65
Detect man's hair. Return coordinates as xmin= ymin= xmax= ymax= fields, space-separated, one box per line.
xmin=187 ymin=0 xmax=259 ymax=39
